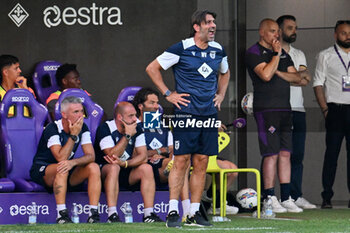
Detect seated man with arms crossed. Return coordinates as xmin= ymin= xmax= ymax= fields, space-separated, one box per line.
xmin=94 ymin=101 xmax=163 ymax=223
xmin=133 ymin=87 xmax=191 ymax=221
xmin=30 ymin=96 xmax=101 ymax=224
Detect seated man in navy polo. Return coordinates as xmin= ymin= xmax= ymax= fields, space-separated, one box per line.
xmin=133 ymin=87 xmax=191 ymax=221
xmin=30 ymin=96 xmax=101 ymax=224
xmin=94 ymin=101 xmax=163 ymax=223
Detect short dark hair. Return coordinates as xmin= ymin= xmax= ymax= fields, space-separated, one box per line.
xmin=189 ymin=10 xmax=216 ymax=37
xmin=56 ymin=63 xmax=77 ymax=89
xmin=335 ymin=20 xmax=350 ymax=31
xmin=132 ymin=87 xmax=159 ymax=117
xmin=276 ymin=15 xmax=296 ymax=27
xmin=0 ymin=54 xmax=19 ymax=78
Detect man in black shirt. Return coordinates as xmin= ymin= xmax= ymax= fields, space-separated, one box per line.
xmin=246 ymin=18 xmax=303 ymax=213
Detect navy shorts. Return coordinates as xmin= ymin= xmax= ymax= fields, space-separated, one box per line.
xmin=30 ymin=163 xmax=83 ymax=192
xmin=148 ymin=158 xmax=165 ymax=186
xmin=254 ymin=110 xmax=292 ymax=156
xmin=118 ymin=166 xmax=140 ymax=191
xmin=172 ymin=113 xmax=218 ymax=156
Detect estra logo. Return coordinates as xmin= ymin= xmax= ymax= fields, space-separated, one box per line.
xmin=9 ymin=204 xmax=49 ymax=216
xmin=43 ymin=3 xmax=123 ymax=28
xmin=135 ymin=201 xmax=169 ymax=214
xmin=73 ymin=203 xmax=108 ymax=215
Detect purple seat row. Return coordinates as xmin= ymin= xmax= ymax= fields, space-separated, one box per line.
xmin=0 ymin=84 xmax=149 ymax=192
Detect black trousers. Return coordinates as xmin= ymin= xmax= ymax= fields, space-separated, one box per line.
xmin=321 ymin=103 xmax=350 ymax=201
xmin=290 ymin=111 xmax=306 ymax=200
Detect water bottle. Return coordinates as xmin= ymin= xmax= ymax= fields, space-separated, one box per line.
xmin=263 ymin=195 xmax=275 ymax=219
xmin=71 ymin=203 xmax=79 ymax=223
xmin=124 ymin=202 xmax=133 ymax=223
xmin=28 ymin=202 xmax=37 ymax=224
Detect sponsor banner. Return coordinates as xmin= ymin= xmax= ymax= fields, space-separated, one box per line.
xmin=0 ymin=191 xmax=176 ymax=224
xmin=1 ymin=0 xmax=196 ymax=119
xmin=7 ymin=2 xmax=123 ymax=28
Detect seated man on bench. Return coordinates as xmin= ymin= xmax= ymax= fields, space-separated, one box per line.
xmin=133 ymin=87 xmax=191 ymax=221
xmin=30 ymin=96 xmax=101 ymax=224
xmin=94 ymin=101 xmax=163 ymax=223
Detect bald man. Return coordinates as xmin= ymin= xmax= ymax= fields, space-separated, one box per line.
xmin=94 ymin=101 xmax=162 ymax=223
xmin=246 ymin=18 xmax=303 ymax=213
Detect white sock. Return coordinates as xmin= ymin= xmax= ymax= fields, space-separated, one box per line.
xmin=182 ymin=199 xmax=190 ymax=217
xmin=57 ymin=204 xmax=66 ymax=218
xmin=89 ymin=205 xmax=98 ymax=216
xmin=190 ymin=203 xmax=200 ymax=217
xmin=108 ymin=206 xmax=117 ymax=217
xmin=144 ymin=207 xmax=153 ymax=217
xmin=168 ymin=199 xmax=179 ymax=214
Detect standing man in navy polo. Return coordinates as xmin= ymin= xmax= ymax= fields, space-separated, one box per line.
xmin=146 ymin=10 xmax=230 ymax=227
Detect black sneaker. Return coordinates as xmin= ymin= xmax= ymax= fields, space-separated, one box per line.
xmin=165 ymin=210 xmax=182 ymax=228
xmin=321 ymin=199 xmax=332 ymax=209
xmin=107 ymin=213 xmax=121 ymax=223
xmin=185 ymin=211 xmax=212 ymax=227
xmin=166 ymin=211 xmax=181 ymax=228
xmin=87 ymin=209 xmax=100 ymax=223
xmin=143 ymin=212 xmax=163 ymax=223
xmin=56 ymin=209 xmax=73 ymax=224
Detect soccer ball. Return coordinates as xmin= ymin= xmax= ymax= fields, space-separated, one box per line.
xmin=241 ymin=92 xmax=253 ymax=115
xmin=236 ymin=188 xmax=258 ymax=209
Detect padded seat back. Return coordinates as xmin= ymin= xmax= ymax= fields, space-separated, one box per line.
xmin=0 ymin=89 xmax=47 ymax=191
xmin=32 ymin=60 xmax=61 ymax=104
xmin=114 ymin=86 xmax=142 ymax=110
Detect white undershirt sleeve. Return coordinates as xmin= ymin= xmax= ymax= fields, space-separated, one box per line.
xmin=167 ymin=131 xmax=173 ymax=146
xmin=220 ymin=56 xmax=229 ymax=74
xmin=135 ymin=133 xmax=146 ymax=147
xmin=47 ymin=135 xmax=61 ymax=148
xmin=99 ymin=135 xmax=115 ymax=150
xmin=313 ymin=52 xmax=327 ymax=87
xmin=81 ymin=131 xmax=92 ymax=145
xmin=157 ymin=52 xmax=180 ymax=70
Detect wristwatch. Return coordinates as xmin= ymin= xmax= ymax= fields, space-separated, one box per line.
xmin=125 ymin=134 xmax=131 ymax=141
xmin=70 ymin=135 xmax=78 ymax=142
xmin=272 ymin=51 xmax=279 ymax=56
xmin=163 ymin=89 xmax=172 ymax=97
